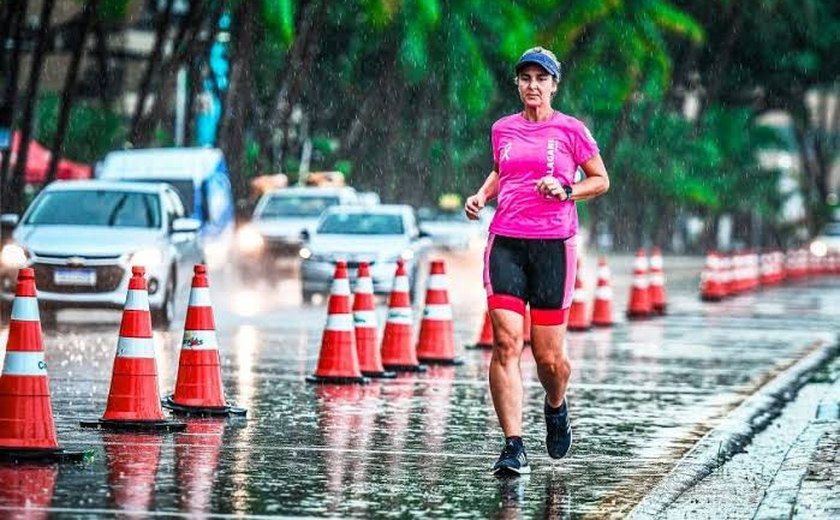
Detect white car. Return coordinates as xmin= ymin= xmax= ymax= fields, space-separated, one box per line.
xmin=810 ymin=222 xmax=840 ymax=257
xmin=0 ymin=180 xmax=203 ymax=328
xmin=418 ymin=208 xmax=483 ymax=250
xmin=298 ymin=205 xmax=432 ymax=303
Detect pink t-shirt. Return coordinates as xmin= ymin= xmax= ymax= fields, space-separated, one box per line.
xmin=490 ymin=111 xmax=599 ymax=239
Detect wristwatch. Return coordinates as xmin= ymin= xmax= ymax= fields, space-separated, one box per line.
xmin=562 ymin=185 xmax=573 ymax=201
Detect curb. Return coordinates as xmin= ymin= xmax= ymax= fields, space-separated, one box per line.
xmin=627 ymin=338 xmax=840 ymax=519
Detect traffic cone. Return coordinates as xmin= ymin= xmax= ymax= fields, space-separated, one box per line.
xmin=307 ymin=261 xmax=367 ymax=384
xmin=700 ymin=251 xmax=727 ymax=301
xmin=0 ymin=268 xmax=87 ymax=462
xmin=523 ymin=309 xmax=532 ymax=345
xmin=626 ymin=249 xmax=652 ymax=319
xmin=353 ymin=262 xmax=395 ymax=378
xmin=104 ymin=432 xmax=162 ymax=512
xmin=567 ymin=259 xmax=591 ymax=331
xmin=81 ymin=266 xmax=185 ymax=432
xmin=163 ymin=265 xmax=246 ymax=416
xmin=591 ymin=257 xmax=614 ymax=327
xmin=465 ymin=310 xmax=494 ymax=349
xmin=381 ymin=260 xmax=427 ymax=372
xmin=417 ymin=260 xmax=463 ymax=365
xmin=649 ymin=247 xmax=667 ymax=315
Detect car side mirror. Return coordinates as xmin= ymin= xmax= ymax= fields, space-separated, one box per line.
xmin=300 ymin=229 xmax=310 ymax=241
xmin=0 ymin=214 xmax=19 ymax=242
xmin=171 ymin=217 xmax=201 ymax=233
xmin=418 ymin=229 xmax=430 ymax=238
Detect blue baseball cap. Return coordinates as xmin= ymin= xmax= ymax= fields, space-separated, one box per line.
xmin=515 ymin=49 xmax=561 ymax=80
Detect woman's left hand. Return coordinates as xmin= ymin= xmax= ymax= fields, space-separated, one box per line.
xmin=535 ymin=176 xmax=565 ymax=200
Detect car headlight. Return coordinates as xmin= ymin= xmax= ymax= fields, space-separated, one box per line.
xmin=130 ymin=248 xmax=164 ymax=267
xmin=237 ymin=225 xmax=265 ymax=254
xmin=299 ymin=247 xmax=312 ymax=259
xmin=810 ymin=240 xmax=828 ymax=257
xmin=0 ymin=244 xmax=28 ymax=268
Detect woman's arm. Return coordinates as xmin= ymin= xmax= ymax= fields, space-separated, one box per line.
xmin=569 ymin=154 xmax=609 ymax=201
xmin=465 ymin=167 xmax=500 ymax=220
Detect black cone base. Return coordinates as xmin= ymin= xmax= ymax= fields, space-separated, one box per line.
xmin=306 ymin=374 xmax=369 ymax=384
xmin=80 ymin=418 xmax=186 ymax=432
xmin=0 ymin=447 xmax=93 ymax=463
xmin=161 ymin=395 xmax=247 ymax=417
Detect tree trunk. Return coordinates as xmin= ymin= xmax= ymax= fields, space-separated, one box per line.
xmin=45 ymin=0 xmax=98 ymax=185
xmin=218 ymin=0 xmax=255 ymax=217
xmin=6 ymin=0 xmax=55 ymax=215
xmin=128 ymin=0 xmax=175 ymax=145
xmin=0 ymin=0 xmax=26 ymax=198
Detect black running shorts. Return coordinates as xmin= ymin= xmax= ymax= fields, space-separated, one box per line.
xmin=483 ymin=234 xmax=577 ymax=325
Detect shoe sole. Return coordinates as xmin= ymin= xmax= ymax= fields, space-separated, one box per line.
xmin=492 ymin=464 xmax=532 ymax=475
xmin=546 ymin=428 xmax=572 ymax=459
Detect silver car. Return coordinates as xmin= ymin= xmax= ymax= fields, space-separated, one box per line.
xmin=299 ymin=205 xmax=432 ymax=303
xmin=0 ymin=180 xmax=203 ymax=328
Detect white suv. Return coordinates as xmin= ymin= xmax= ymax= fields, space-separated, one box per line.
xmin=0 ymin=180 xmax=204 ymax=328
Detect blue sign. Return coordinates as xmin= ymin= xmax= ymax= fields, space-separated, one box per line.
xmin=0 ymin=127 xmax=10 ymax=151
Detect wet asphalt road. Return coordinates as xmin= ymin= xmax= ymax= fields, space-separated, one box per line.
xmin=1 ymin=248 xmax=839 ymax=518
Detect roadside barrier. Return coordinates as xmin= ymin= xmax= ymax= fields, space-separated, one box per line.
xmin=417 ymin=259 xmax=463 ymax=365
xmin=381 ymin=260 xmax=426 ymax=372
xmin=0 ymin=268 xmax=87 ymax=461
xmin=627 ymin=249 xmax=652 ymax=319
xmin=353 ymin=262 xmax=394 ymax=378
xmin=591 ymin=256 xmax=614 ymax=327
xmin=307 ymin=261 xmax=367 ymax=384
xmin=163 ymin=265 xmax=246 ymax=416
xmin=81 ymin=266 xmax=185 ymax=432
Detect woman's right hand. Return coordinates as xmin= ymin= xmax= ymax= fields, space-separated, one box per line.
xmin=465 ymin=192 xmax=486 ymax=221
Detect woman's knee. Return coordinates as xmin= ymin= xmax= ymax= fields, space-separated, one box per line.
xmin=492 ymin=329 xmax=523 ymax=362
xmin=536 ymin=353 xmax=572 ymax=379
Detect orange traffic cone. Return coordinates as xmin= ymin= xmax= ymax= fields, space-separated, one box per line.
xmin=567 ymin=260 xmax=591 ymax=331
xmin=523 ymin=308 xmax=532 ymax=345
xmin=353 ymin=262 xmax=395 ymax=378
xmin=163 ymin=265 xmax=246 ymax=416
xmin=700 ymin=251 xmax=727 ymax=301
xmin=104 ymin=432 xmax=162 ymax=512
xmin=466 ymin=310 xmax=494 ymax=349
xmin=81 ymin=266 xmax=185 ymax=432
xmin=591 ymin=257 xmax=614 ymax=327
xmin=307 ymin=261 xmax=367 ymax=384
xmin=417 ymin=260 xmax=463 ymax=365
xmin=649 ymin=247 xmax=667 ymax=315
xmin=0 ymin=268 xmax=87 ymax=462
xmin=381 ymin=260 xmax=427 ymax=372
xmin=626 ymin=249 xmax=652 ymax=319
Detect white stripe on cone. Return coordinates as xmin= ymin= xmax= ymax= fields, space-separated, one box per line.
xmin=597 ymin=266 xmax=611 ymax=279
xmin=393 ymin=276 xmax=409 ymax=293
xmin=353 ymin=310 xmax=377 ymax=327
xmin=124 ymin=290 xmax=150 ymax=311
xmin=331 ymin=278 xmax=351 ymax=296
xmin=11 ymin=297 xmax=39 ymax=321
xmin=115 ymin=336 xmax=156 ymax=358
xmin=182 ymin=330 xmax=219 ymax=350
xmin=355 ymin=278 xmax=373 ymax=294
xmin=427 ymin=274 xmax=448 ymax=290
xmin=326 ymin=313 xmax=354 ymax=331
xmin=2 ymin=351 xmax=47 ymax=376
xmin=633 ymin=276 xmax=649 ymax=289
xmin=650 ymin=256 xmax=663 ymax=269
xmin=595 ymin=286 xmax=613 ymax=299
xmin=650 ymin=274 xmax=665 ymax=285
xmin=422 ymin=304 xmax=452 ymax=320
xmin=387 ymin=307 xmax=413 ymax=325
xmin=634 ymin=257 xmax=648 ymax=270
xmin=188 ymin=287 xmax=213 ymax=307
xmin=573 ymin=288 xmax=586 ymax=303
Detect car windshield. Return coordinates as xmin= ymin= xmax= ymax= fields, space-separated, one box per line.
xmin=132 ymin=179 xmax=195 ymax=214
xmin=24 ymin=190 xmax=162 ymax=228
xmin=821 ymin=223 xmax=840 ymax=236
xmin=318 ymin=213 xmax=404 ymax=235
xmin=259 ymin=195 xmax=340 ymax=218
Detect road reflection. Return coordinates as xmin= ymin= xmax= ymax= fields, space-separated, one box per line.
xmin=0 ymin=463 xmax=58 ymax=519
xmin=103 ymin=433 xmax=162 ymax=514
xmin=175 ymin=418 xmax=227 ymax=515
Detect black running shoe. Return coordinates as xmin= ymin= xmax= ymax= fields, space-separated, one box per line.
xmin=492 ymin=438 xmax=531 ymax=475
xmin=545 ymin=399 xmax=572 ymax=459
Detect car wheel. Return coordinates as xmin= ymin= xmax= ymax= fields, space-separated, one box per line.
xmin=152 ymin=271 xmax=176 ymax=330
xmin=302 ymin=290 xmax=315 ymax=305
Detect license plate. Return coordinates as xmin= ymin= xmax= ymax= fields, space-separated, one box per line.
xmin=54 ymin=268 xmax=97 ymax=286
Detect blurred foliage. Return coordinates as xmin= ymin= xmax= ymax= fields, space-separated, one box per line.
xmin=34 ymin=93 xmax=127 ymax=164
